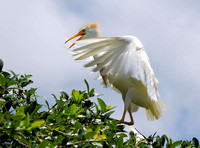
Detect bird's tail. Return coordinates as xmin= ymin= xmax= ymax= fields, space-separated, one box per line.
xmin=145 ymin=100 xmax=165 ymax=121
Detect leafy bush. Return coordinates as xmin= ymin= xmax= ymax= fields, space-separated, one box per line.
xmin=0 ymin=61 xmax=199 ymax=147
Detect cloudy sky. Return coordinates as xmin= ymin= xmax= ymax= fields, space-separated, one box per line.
xmin=1 ymin=0 xmax=200 ymax=141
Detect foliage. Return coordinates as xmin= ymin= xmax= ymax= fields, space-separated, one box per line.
xmin=0 ymin=59 xmax=3 ymax=72
xmin=0 ymin=62 xmax=199 ymax=147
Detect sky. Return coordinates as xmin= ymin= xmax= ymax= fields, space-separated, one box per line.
xmin=1 ymin=0 xmax=200 ymax=141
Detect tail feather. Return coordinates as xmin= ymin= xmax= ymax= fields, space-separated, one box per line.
xmin=145 ymin=100 xmax=165 ymax=121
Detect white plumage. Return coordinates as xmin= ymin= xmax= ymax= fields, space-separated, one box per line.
xmin=65 ymin=22 xmax=165 ymax=125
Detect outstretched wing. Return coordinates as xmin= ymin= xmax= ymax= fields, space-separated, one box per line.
xmin=69 ymin=36 xmax=159 ymax=101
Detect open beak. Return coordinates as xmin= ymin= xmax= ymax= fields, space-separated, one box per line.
xmin=65 ymin=30 xmax=85 ymax=48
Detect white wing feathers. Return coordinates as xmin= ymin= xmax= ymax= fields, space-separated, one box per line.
xmin=70 ymin=36 xmax=159 ymax=101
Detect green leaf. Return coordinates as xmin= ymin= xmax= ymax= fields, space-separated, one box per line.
xmin=56 ymin=114 xmax=63 ymax=123
xmin=89 ymin=88 xmax=95 ymax=97
xmin=97 ymin=98 xmax=106 ymax=113
xmin=47 ymin=114 xmax=56 ymax=122
xmin=161 ymin=134 xmax=168 ymax=146
xmin=56 ymin=135 xmax=64 ymax=145
xmin=116 ymin=137 xmax=123 ymax=147
xmin=39 ymin=140 xmax=52 ymax=147
xmin=1 ymin=72 xmax=11 ymax=80
xmin=27 ymin=88 xmax=37 ymax=96
xmin=77 ymin=128 xmax=85 ymax=140
xmin=140 ymin=145 xmax=151 ymax=148
xmin=12 ymin=115 xmax=24 ymax=128
xmin=117 ymin=132 xmax=127 ymax=138
xmin=31 ymin=104 xmax=43 ymax=115
xmin=81 ymin=143 xmax=92 ymax=148
xmin=71 ymin=89 xmax=84 ymax=103
xmin=60 ymin=90 xmax=69 ymax=99
xmin=0 ymin=98 xmax=6 ymax=103
xmin=10 ymin=70 xmax=18 ymax=77
xmin=111 ymin=119 xmax=117 ymax=127
xmin=106 ymin=105 xmax=116 ymax=111
xmin=86 ymin=109 xmax=92 ymax=118
xmin=0 ymin=59 xmax=3 ymax=72
xmin=25 ymin=113 xmax=30 ymax=128
xmin=181 ymin=141 xmax=188 ymax=147
xmin=172 ymin=140 xmax=182 ymax=147
xmin=192 ymin=137 xmax=199 ymax=147
xmin=24 ymin=74 xmax=32 ymax=79
xmin=52 ymin=94 xmax=58 ymax=102
xmin=74 ymin=122 xmax=82 ymax=133
xmin=78 ymin=92 xmax=85 ymax=103
xmin=7 ymin=80 xmax=17 ymax=87
xmin=86 ymin=128 xmax=92 ymax=133
xmin=104 ymin=111 xmax=115 ymax=119
xmin=84 ymin=79 xmax=90 ymax=93
xmin=45 ymin=100 xmax=50 ymax=110
xmin=25 ymin=101 xmax=37 ymax=114
xmin=95 ymin=103 xmax=100 ymax=115
xmin=85 ymin=131 xmax=96 ymax=139
xmin=107 ymin=123 xmax=115 ymax=130
xmin=16 ymin=106 xmax=26 ymax=117
xmin=0 ymin=73 xmax=6 ymax=86
xmin=30 ymin=120 xmax=45 ymax=128
xmin=70 ymin=104 xmax=78 ymax=115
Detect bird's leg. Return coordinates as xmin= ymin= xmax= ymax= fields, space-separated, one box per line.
xmin=128 ymin=111 xmax=134 ymax=125
xmin=117 ymin=108 xmax=126 ymax=124
xmin=117 ymin=109 xmax=134 ymax=125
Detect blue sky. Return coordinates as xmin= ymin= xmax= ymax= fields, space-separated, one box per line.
xmin=1 ymin=0 xmax=200 ymax=141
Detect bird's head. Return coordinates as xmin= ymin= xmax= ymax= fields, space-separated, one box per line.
xmin=65 ymin=22 xmax=102 ymax=48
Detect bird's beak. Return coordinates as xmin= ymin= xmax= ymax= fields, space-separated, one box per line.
xmin=65 ymin=30 xmax=85 ymax=48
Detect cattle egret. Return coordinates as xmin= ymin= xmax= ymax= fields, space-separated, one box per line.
xmin=65 ymin=22 xmax=165 ymax=125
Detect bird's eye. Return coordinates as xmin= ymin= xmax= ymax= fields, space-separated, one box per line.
xmin=82 ymin=29 xmax=86 ymax=32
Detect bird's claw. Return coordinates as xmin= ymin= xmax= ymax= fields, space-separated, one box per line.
xmin=117 ymin=120 xmax=134 ymax=125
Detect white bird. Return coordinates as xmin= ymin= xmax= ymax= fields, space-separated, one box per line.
xmin=65 ymin=22 xmax=165 ymax=125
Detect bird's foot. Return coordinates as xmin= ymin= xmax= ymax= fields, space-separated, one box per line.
xmin=117 ymin=120 xmax=134 ymax=125
xmin=106 ymin=117 xmax=134 ymax=125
